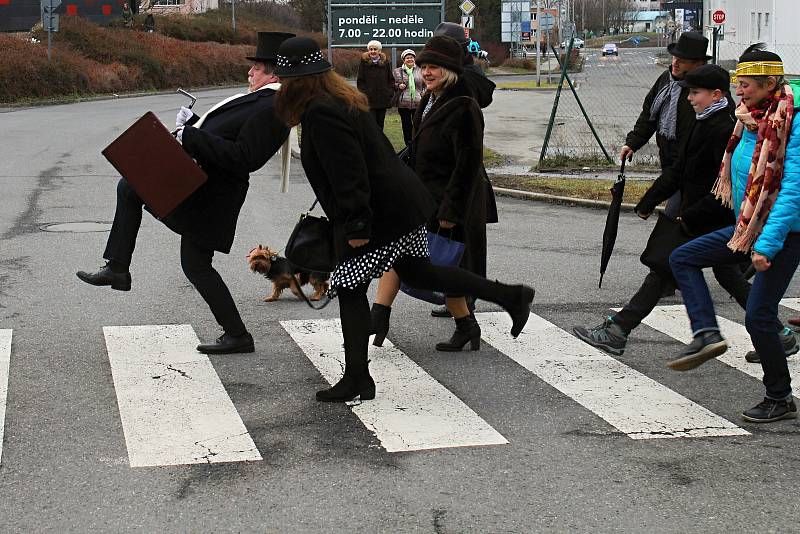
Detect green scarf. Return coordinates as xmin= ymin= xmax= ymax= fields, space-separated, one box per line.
xmin=403 ymin=64 xmax=416 ymax=101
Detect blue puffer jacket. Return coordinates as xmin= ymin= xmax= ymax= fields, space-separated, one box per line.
xmin=731 ymin=103 xmax=800 ymax=260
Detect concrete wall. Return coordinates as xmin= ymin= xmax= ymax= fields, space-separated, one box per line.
xmin=705 ymin=0 xmax=800 ymax=75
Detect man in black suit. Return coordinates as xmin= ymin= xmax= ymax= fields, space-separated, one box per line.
xmin=77 ymin=32 xmax=293 ymax=354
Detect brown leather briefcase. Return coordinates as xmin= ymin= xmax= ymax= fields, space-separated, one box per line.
xmin=102 ymin=111 xmax=208 ymax=219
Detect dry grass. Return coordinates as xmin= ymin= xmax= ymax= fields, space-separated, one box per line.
xmin=490 ymin=175 xmax=654 ymax=204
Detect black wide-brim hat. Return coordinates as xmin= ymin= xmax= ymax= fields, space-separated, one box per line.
xmin=246 ymin=32 xmax=296 ymax=63
xmin=667 ymin=31 xmax=712 ymax=60
xmin=416 ymin=35 xmax=464 ymax=75
xmin=274 ymin=36 xmax=333 ymax=78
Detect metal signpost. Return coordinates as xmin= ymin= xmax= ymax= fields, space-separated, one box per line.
xmin=328 ymin=0 xmax=444 ymax=66
xmin=40 ymin=0 xmax=61 ymax=61
xmin=540 ymin=11 xmax=554 ymax=84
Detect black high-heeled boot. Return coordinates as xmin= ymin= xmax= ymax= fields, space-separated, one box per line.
xmin=370 ymin=303 xmax=391 ymax=347
xmin=496 ymin=283 xmax=535 ymax=337
xmin=316 ymin=362 xmax=376 ymax=402
xmin=436 ymin=314 xmax=481 ymax=352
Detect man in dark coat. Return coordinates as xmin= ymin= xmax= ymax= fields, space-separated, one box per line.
xmin=573 ymin=64 xmax=767 ymax=357
xmin=76 ymin=32 xmax=293 ymax=354
xmin=356 ymin=41 xmax=395 ymax=129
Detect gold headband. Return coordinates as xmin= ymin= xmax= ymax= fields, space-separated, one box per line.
xmin=732 ymin=60 xmax=784 ymax=82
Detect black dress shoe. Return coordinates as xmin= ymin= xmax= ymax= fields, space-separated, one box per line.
xmin=197 ymin=332 xmax=255 ymax=354
xmin=76 ymin=264 xmax=131 ymax=291
xmin=431 ymin=306 xmax=452 ymax=318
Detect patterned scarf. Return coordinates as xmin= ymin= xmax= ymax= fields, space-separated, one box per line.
xmin=711 ymin=83 xmax=795 ymax=253
xmin=696 ymin=97 xmax=729 ymax=121
xmin=649 ymin=73 xmax=682 ymax=140
xmin=421 ymin=92 xmax=436 ymax=121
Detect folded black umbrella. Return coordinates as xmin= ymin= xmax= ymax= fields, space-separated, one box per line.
xmin=599 ymin=159 xmax=627 ymax=288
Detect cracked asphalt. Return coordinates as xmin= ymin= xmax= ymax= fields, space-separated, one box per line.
xmin=1 ymin=89 xmax=800 ymax=533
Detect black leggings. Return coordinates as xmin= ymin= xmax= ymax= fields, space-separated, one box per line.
xmin=336 ymin=256 xmax=506 ymax=374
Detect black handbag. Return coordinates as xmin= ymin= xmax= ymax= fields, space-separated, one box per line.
xmin=285 ymin=199 xmax=336 ymax=275
xmin=640 ymin=213 xmax=693 ymax=280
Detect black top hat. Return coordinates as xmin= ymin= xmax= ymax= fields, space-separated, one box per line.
xmin=416 ymin=36 xmax=464 ymax=75
xmin=274 ymin=37 xmax=333 ymax=78
xmin=667 ymin=32 xmax=712 ymax=60
xmin=246 ymin=32 xmax=296 ymax=63
xmin=433 ymin=22 xmax=468 ymax=46
xmin=677 ymin=64 xmax=730 ymax=91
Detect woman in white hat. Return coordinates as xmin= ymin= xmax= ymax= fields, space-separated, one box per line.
xmin=393 ymin=49 xmax=425 ymax=146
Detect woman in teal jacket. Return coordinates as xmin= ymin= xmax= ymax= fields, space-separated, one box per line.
xmin=667 ymin=44 xmax=800 ymax=423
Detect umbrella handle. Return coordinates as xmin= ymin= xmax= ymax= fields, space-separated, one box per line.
xmin=619 ymin=157 xmax=626 ymax=176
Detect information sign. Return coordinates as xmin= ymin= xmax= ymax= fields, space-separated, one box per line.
xmin=331 ymin=7 xmax=441 ymax=46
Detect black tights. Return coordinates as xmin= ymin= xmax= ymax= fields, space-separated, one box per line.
xmin=336 ymin=256 xmax=508 ymax=376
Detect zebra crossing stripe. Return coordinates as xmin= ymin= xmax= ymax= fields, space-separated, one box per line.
xmin=640 ymin=305 xmax=800 ymax=392
xmin=780 ymin=298 xmax=800 ymax=313
xmin=103 ymin=325 xmax=262 ymax=467
xmin=0 ymin=330 xmax=11 ymax=464
xmin=280 ymin=319 xmax=508 ymax=452
xmin=477 ymin=312 xmax=748 ymax=439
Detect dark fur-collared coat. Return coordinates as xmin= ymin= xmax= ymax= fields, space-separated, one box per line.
xmin=356 ymin=52 xmax=395 ymax=110
xmin=165 ymin=88 xmax=289 ymax=253
xmin=411 ymin=77 xmax=488 ymax=277
xmin=299 ymin=96 xmax=436 ymax=262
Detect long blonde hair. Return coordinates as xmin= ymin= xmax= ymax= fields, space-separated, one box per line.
xmin=277 ymin=71 xmax=369 ymax=127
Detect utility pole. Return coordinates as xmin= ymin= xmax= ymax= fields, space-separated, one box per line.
xmin=231 ymin=0 xmax=236 ymax=33
xmin=536 ymin=0 xmax=541 ymax=87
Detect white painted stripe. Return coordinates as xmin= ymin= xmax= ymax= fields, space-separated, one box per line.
xmin=0 ymin=330 xmax=11 ymax=464
xmin=280 ymin=319 xmax=508 ymax=452
xmin=780 ymin=298 xmax=800 ymax=312
xmin=640 ymin=305 xmax=800 ymax=395
xmin=477 ymin=312 xmax=747 ymax=439
xmin=103 ymin=325 xmax=262 ymax=467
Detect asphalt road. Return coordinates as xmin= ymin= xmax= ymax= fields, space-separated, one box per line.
xmin=2 ymin=90 xmax=800 ymax=533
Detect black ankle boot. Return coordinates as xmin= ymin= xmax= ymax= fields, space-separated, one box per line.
xmin=436 ymin=314 xmax=481 ymax=352
xmin=370 ymin=303 xmax=391 ymax=347
xmin=496 ymin=283 xmax=535 ymax=338
xmin=316 ymin=369 xmax=376 ymax=402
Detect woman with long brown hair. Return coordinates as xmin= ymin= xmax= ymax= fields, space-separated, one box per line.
xmin=274 ymin=37 xmax=534 ymax=403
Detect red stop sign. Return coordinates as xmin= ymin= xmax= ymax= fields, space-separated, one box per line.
xmin=712 ymin=10 xmax=726 ymax=24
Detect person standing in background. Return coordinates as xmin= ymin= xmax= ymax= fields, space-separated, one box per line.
xmin=357 ymin=40 xmax=395 ymax=129
xmin=393 ymin=49 xmax=424 ymax=146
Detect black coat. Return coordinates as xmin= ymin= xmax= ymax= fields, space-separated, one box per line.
xmin=635 ymin=104 xmax=736 ymax=236
xmin=300 ymin=96 xmax=436 ymax=261
xmin=356 ymin=52 xmax=395 ymax=110
xmin=625 ymin=68 xmax=735 ymax=171
xmin=412 ymin=78 xmax=487 ymax=276
xmin=167 ymin=88 xmax=289 ymax=253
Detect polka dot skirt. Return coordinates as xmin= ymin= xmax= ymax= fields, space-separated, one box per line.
xmin=328 ymin=225 xmax=429 ymax=298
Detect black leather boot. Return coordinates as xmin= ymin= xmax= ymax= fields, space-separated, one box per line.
xmin=76 ymin=263 xmax=131 ymax=291
xmin=436 ymin=314 xmax=481 ymax=352
xmin=316 ymin=362 xmax=376 ymax=402
xmin=370 ymin=303 xmax=391 ymax=347
xmin=495 ymin=283 xmax=535 ymax=338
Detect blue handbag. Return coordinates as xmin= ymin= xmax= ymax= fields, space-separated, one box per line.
xmin=400 ymin=230 xmax=465 ymax=304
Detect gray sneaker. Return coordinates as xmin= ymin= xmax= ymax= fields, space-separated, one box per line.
xmin=573 ymin=317 xmax=628 ymax=356
xmin=744 ymin=327 xmax=799 ymax=363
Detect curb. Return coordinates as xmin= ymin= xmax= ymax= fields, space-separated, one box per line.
xmin=493 ymin=186 xmax=641 ymax=210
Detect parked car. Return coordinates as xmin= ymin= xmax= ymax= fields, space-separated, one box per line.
xmin=601 ymin=43 xmax=619 ymax=56
xmin=560 ymin=38 xmax=585 ymax=49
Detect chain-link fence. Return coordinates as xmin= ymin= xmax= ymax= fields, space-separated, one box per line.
xmin=540 ymin=41 xmax=669 ymax=170
xmin=539 ymin=37 xmax=800 ymax=170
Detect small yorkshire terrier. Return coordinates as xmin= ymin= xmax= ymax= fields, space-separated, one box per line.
xmin=247 ymin=245 xmax=329 ymax=302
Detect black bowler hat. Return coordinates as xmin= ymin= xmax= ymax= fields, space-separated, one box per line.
xmin=274 ymin=36 xmax=333 ymax=78
xmin=246 ymin=32 xmax=296 ymax=63
xmin=416 ymin=36 xmax=464 ymax=75
xmin=677 ymin=64 xmax=730 ymax=91
xmin=433 ymin=22 xmax=468 ymax=46
xmin=667 ymin=32 xmax=712 ymax=60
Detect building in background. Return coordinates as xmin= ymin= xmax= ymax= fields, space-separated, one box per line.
xmin=704 ymin=0 xmax=798 ymax=75
xmin=622 ymin=9 xmax=669 ymax=33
